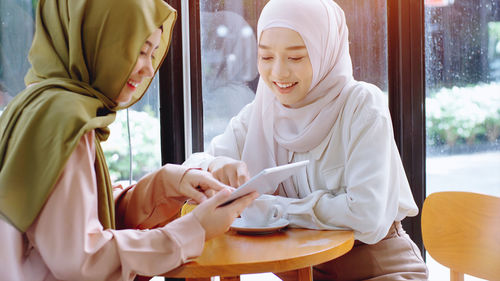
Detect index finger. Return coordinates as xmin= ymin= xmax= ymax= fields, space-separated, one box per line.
xmin=197 ymin=173 xmax=231 ymax=192
xmin=236 ymin=165 xmax=250 ymax=187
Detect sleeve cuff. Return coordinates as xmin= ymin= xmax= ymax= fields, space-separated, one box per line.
xmin=161 ymin=213 xmax=205 ymax=261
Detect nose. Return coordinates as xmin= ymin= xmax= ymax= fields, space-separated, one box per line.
xmin=139 ymin=57 xmax=155 ymax=78
xmin=271 ymin=58 xmax=290 ymax=79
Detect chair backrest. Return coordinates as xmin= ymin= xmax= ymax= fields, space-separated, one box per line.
xmin=421 ymin=191 xmax=500 ymax=281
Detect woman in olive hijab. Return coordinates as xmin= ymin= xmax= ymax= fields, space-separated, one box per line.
xmin=0 ymin=0 xmax=257 ymax=280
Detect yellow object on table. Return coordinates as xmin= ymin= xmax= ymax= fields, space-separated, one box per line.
xmin=181 ymin=201 xmax=198 ymax=216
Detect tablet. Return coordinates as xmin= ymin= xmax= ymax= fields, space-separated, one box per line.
xmin=220 ymin=160 xmax=309 ymax=206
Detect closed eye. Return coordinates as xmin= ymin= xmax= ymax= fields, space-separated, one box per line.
xmin=140 ymin=51 xmax=156 ymax=60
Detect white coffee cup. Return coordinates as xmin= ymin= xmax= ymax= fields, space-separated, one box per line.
xmin=241 ymin=195 xmax=283 ymax=227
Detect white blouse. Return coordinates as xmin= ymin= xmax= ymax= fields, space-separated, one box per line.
xmin=184 ymin=85 xmax=418 ymax=244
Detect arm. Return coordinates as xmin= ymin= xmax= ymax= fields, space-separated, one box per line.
xmin=26 ymin=131 xmax=205 ymax=280
xmin=274 ymin=95 xmax=409 ymax=244
xmin=115 ymin=164 xmax=190 ymax=230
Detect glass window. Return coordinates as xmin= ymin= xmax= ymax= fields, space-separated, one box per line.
xmin=199 ymin=1 xmax=261 ymax=149
xmin=0 ymin=0 xmax=35 ymax=111
xmin=0 ymin=0 xmax=161 ymax=184
xmin=425 ymin=0 xmax=500 ymax=279
xmin=199 ymin=0 xmax=388 ymax=149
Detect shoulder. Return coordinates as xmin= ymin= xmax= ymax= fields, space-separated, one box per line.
xmin=229 ymin=100 xmax=255 ymax=126
xmin=44 ymin=89 xmax=101 ymax=113
xmin=342 ymin=81 xmax=390 ymax=123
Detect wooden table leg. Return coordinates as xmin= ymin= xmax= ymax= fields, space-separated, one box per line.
xmin=297 ymin=267 xmax=312 ymax=281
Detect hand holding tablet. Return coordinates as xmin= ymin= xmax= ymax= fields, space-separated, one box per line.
xmin=220 ymin=160 xmax=309 ymax=206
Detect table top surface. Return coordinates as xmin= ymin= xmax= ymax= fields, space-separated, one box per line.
xmin=162 ymin=228 xmax=354 ymax=278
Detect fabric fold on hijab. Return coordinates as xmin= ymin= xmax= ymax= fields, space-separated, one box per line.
xmin=241 ymin=0 xmax=355 ymax=195
xmin=0 ymin=0 xmax=176 ymax=232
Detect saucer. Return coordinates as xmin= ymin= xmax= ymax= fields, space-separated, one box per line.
xmin=230 ymin=218 xmax=289 ymax=235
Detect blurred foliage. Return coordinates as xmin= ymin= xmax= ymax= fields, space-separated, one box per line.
xmin=490 ymin=21 xmax=500 ymax=39
xmin=427 ymin=83 xmax=500 ymax=147
xmin=101 ymin=108 xmax=161 ymax=183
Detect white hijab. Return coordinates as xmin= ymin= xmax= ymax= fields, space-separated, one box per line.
xmin=240 ymin=0 xmax=355 ymax=195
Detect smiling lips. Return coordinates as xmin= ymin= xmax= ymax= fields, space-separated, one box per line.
xmin=274 ymin=81 xmax=298 ymax=93
xmin=127 ymin=80 xmax=139 ymax=90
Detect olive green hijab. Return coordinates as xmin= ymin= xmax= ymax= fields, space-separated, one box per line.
xmin=0 ymin=0 xmax=176 ymax=232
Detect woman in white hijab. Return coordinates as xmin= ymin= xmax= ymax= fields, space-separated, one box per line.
xmin=184 ymin=0 xmax=428 ymax=279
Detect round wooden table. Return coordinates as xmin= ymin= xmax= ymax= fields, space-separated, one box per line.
xmin=162 ymin=228 xmax=354 ymax=281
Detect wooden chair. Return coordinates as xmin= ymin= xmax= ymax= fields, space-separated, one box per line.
xmin=421 ymin=191 xmax=500 ymax=281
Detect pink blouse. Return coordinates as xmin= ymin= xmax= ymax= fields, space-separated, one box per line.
xmin=0 ymin=131 xmax=205 ymax=280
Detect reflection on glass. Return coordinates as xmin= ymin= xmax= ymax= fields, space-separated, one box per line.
xmin=425 ymin=0 xmax=500 ymax=280
xmin=199 ymin=4 xmax=259 ymax=149
xmin=199 ymin=0 xmax=388 ymax=148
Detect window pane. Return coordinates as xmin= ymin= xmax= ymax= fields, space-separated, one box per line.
xmin=199 ymin=0 xmax=387 ymax=149
xmin=425 ymin=0 xmax=500 ymax=279
xmin=199 ymin=1 xmax=261 ymax=149
xmin=0 ymin=0 xmax=35 ymax=111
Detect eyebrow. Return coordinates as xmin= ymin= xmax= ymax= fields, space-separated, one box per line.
xmin=258 ymin=44 xmax=306 ymax=51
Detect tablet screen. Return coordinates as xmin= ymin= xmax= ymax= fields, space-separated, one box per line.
xmin=220 ymin=160 xmax=309 ymax=206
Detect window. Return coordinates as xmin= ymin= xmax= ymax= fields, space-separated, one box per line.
xmin=425 ymin=0 xmax=500 ymax=279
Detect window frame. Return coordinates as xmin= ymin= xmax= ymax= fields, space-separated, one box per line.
xmin=387 ymin=0 xmax=426 ymax=254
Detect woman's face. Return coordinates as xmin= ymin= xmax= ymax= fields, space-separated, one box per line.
xmin=258 ymin=27 xmax=313 ymax=107
xmin=115 ymin=28 xmax=162 ymax=104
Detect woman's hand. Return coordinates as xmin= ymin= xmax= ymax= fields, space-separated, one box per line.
xmin=178 ymin=168 xmax=233 ymax=204
xmin=208 ymin=156 xmax=250 ymax=187
xmin=192 ymin=189 xmax=258 ymax=240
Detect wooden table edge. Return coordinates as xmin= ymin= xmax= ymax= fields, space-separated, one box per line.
xmin=162 ymin=231 xmax=354 ymax=278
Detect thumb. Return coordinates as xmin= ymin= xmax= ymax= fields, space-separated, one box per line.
xmin=205 ymin=188 xmax=232 ymax=208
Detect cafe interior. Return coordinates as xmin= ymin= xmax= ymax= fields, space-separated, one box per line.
xmin=0 ymin=0 xmax=499 ymax=280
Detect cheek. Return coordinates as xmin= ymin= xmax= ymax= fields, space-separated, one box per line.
xmin=257 ymin=62 xmax=266 ymax=76
xmin=257 ymin=63 xmax=271 ymax=82
xmin=299 ymin=63 xmax=313 ymax=86
xmin=129 ymin=58 xmax=145 ymax=76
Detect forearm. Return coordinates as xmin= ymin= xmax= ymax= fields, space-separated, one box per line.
xmin=116 ymin=164 xmax=190 ymax=229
